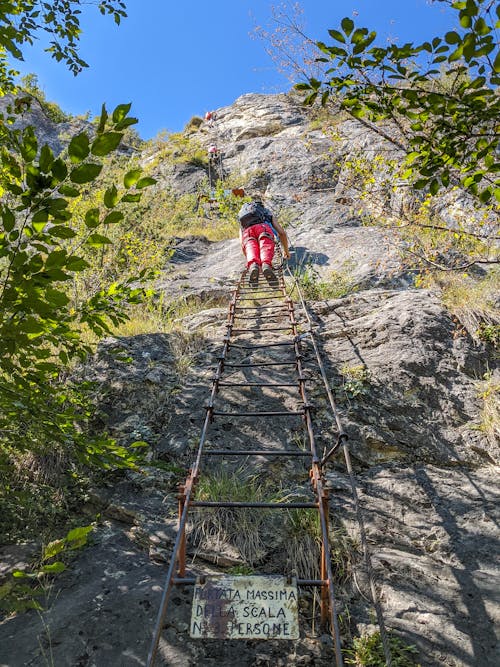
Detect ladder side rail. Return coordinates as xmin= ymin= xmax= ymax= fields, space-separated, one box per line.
xmin=147 ymin=275 xmax=244 ymax=666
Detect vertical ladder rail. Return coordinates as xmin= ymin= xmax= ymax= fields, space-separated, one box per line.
xmin=284 ymin=281 xmax=344 ymax=666
xmin=147 ymin=279 xmax=242 ymax=667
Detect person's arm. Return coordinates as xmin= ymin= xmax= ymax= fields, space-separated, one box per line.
xmin=272 ymin=218 xmax=290 ymax=259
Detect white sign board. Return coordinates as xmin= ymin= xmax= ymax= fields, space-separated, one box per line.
xmin=190 ymin=575 xmax=299 ymax=639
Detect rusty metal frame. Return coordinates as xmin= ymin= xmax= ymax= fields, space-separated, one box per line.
xmin=147 ymin=260 xmax=344 ymax=667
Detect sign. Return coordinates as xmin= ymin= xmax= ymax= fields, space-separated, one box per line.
xmin=190 ymin=575 xmax=299 ymax=639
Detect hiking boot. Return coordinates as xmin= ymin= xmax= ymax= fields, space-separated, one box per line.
xmin=248 ymin=263 xmax=259 ymax=288
xmin=262 ymin=263 xmax=278 ymax=287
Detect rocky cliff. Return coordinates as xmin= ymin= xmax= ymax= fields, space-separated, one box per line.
xmin=0 ymin=93 xmax=498 ymax=667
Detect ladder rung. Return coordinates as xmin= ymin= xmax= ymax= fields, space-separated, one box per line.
xmin=234 ymin=306 xmax=289 ymax=311
xmin=173 ymin=577 xmax=327 ymax=586
xmin=229 ymin=341 xmax=294 ymax=349
xmin=238 ymin=288 xmax=283 ymax=293
xmin=204 ymin=450 xmax=311 ymax=457
xmin=233 ymin=314 xmax=292 ymax=320
xmin=191 ymin=501 xmax=318 ymax=509
xmin=218 ymin=382 xmax=300 ymax=387
xmin=212 ymin=410 xmax=303 ymax=417
xmin=223 ymin=361 xmax=298 ymax=368
xmin=228 ymin=327 xmax=293 ymax=332
xmin=238 ymin=294 xmax=283 ymax=301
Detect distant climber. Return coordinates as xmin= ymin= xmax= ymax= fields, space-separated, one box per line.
xmin=208 ymin=144 xmax=219 ymax=160
xmin=205 ymin=110 xmax=217 ymax=126
xmin=238 ymin=194 xmax=290 ymax=288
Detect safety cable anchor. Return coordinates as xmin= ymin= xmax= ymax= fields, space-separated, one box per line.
xmin=321 ymin=432 xmax=349 ymax=467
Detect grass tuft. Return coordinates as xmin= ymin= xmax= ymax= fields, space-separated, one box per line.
xmin=189 ymin=466 xmax=279 ymax=565
xmin=345 ymin=631 xmax=420 ymax=666
xmin=475 ymin=371 xmax=500 ymax=446
xmin=434 ymin=269 xmax=499 ymax=344
xmin=290 ymin=265 xmax=357 ymax=301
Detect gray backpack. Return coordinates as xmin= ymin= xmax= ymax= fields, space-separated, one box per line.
xmin=238 ymin=201 xmax=268 ymax=229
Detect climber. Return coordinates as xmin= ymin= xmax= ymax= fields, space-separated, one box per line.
xmin=205 ymin=110 xmax=217 ymax=126
xmin=208 ymin=144 xmax=219 ymax=160
xmin=238 ymin=194 xmax=290 ymax=288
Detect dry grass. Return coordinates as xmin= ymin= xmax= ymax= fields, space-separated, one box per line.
xmin=437 ymin=270 xmax=500 ymax=344
xmin=476 ymin=371 xmax=500 ymax=446
xmin=284 ymin=508 xmax=322 ymax=579
xmin=174 ymin=218 xmax=239 ymax=242
xmin=189 ymin=466 xmax=278 ymax=565
xmin=112 ymin=295 xmax=216 ymax=337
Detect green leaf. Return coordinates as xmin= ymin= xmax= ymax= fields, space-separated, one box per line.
xmin=21 ymin=318 xmax=45 ymax=335
xmin=135 ymin=177 xmax=157 ymax=189
xmin=115 ymin=117 xmax=138 ymax=131
xmin=445 ymin=31 xmax=460 ymax=44
xmin=43 ymin=539 xmax=66 ymax=560
xmin=112 ymin=103 xmax=132 ymax=124
xmin=97 ymin=103 xmax=108 ymax=134
xmin=41 ymin=562 xmax=66 ymax=574
xmin=103 ymin=211 xmax=124 ymax=225
xmin=58 ymin=185 xmax=80 ymax=197
xmin=65 ymin=525 xmax=93 ymax=542
xmin=91 ymin=132 xmax=123 ymax=156
xmin=449 ymin=45 xmax=464 ymax=62
xmin=66 ymin=256 xmax=89 ymax=271
xmin=68 ymin=133 xmax=90 ymax=163
xmin=45 ymin=250 xmax=67 ymax=269
xmin=48 ymin=225 xmax=77 ymax=239
xmin=11 ymin=570 xmax=29 ymax=579
xmin=2 ymin=209 xmax=15 ymax=232
xmin=104 ymin=185 xmax=118 ymax=208
xmin=341 ymin=17 xmax=354 ymax=36
xmin=21 ymin=126 xmax=37 ymax=162
xmin=474 ymin=17 xmax=490 ymax=35
xmin=48 ymin=198 xmax=69 ymax=213
xmin=479 ymin=188 xmax=492 ymax=203
xmin=51 ymin=159 xmax=68 ymax=182
xmin=86 ymin=233 xmax=112 ymax=247
xmin=39 ymin=145 xmax=54 ymax=172
xmin=351 ymin=28 xmax=367 ymax=45
xmin=32 ymin=209 xmax=48 ymax=230
xmin=123 ymin=168 xmax=142 ymax=187
xmin=328 ymin=29 xmax=345 ymax=43
xmin=121 ymin=193 xmax=141 ymax=203
xmin=45 ymin=288 xmax=70 ymax=307
xmin=32 ymin=207 xmax=49 ymax=223
xmin=70 ymin=163 xmax=103 ymax=184
xmin=85 ymin=208 xmax=100 ymax=228
xmin=493 ymin=50 xmax=500 ymax=74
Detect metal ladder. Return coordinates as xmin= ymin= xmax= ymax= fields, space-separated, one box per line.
xmin=147 ymin=256 xmax=345 ymax=666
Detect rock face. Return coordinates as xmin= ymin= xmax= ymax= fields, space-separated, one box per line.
xmin=0 ymin=92 xmax=498 ymax=667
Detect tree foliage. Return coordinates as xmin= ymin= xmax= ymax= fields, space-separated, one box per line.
xmin=0 ymin=2 xmax=170 ymax=485
xmin=298 ymin=0 xmax=500 ymax=206
xmin=0 ymin=1 xmax=127 ymax=89
xmin=0 ymin=98 xmax=155 ymax=467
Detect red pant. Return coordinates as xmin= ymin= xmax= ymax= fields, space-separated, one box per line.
xmin=241 ymin=223 xmax=275 ymax=267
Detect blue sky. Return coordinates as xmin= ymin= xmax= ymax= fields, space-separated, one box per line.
xmin=17 ymin=0 xmax=456 ymax=139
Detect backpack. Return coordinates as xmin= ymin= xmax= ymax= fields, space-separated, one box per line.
xmin=238 ymin=201 xmax=269 ymax=229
